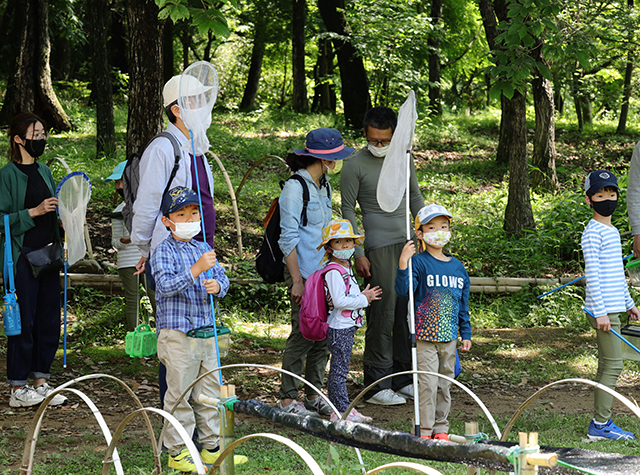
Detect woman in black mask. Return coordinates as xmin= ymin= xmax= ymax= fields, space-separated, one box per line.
xmin=0 ymin=112 xmax=67 ymax=408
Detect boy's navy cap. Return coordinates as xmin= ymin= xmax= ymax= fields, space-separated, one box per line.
xmin=585 ymin=170 xmax=619 ymax=196
xmin=104 ymin=161 xmax=127 ymax=182
xmin=162 ymin=186 xmax=200 ymax=215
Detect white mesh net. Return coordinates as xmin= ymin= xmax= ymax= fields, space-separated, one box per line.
xmin=178 ymin=61 xmax=219 ymax=155
xmin=376 ymin=91 xmax=417 ymax=213
xmin=56 ymin=172 xmax=92 ymax=266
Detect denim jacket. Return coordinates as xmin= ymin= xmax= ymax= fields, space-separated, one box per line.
xmin=278 ymin=169 xmax=333 ymax=279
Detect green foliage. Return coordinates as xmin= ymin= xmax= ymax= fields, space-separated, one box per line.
xmin=156 ymin=0 xmax=238 ymax=36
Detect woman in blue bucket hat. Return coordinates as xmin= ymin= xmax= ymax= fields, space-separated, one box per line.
xmin=276 ymin=128 xmax=355 ymax=416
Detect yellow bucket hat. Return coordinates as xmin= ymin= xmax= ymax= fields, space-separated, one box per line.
xmin=317 ymin=219 xmax=364 ymax=264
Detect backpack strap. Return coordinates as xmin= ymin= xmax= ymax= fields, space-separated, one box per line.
xmin=153 ymin=131 xmax=182 ymax=199
xmin=323 ymin=263 xmax=351 ymax=296
xmin=281 ymin=174 xmax=310 ymax=226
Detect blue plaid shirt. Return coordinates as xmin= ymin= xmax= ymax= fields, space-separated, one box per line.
xmin=151 ymin=235 xmax=229 ymax=335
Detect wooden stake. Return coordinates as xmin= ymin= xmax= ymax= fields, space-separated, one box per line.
xmin=465 ymin=422 xmax=480 ymax=475
xmin=220 ymin=384 xmax=235 ymax=475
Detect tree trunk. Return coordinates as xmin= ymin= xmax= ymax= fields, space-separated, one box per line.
xmin=292 ymin=0 xmax=308 ymax=113
xmin=87 ymin=0 xmax=116 ymax=158
xmin=572 ymin=68 xmax=584 ymax=133
xmin=0 ymin=0 xmax=72 ymax=130
xmin=125 ymin=0 xmax=164 ymax=157
xmin=617 ymin=54 xmax=634 ymax=134
xmin=311 ymin=38 xmax=336 ymax=113
xmin=502 ymin=91 xmax=535 ymax=236
xmin=318 ymin=0 xmax=371 ymax=128
xmin=531 ymin=75 xmax=558 ymax=191
xmin=428 ymin=0 xmax=443 ymax=116
xmin=163 ymin=20 xmax=175 ymax=82
xmin=240 ymin=26 xmax=267 ymax=112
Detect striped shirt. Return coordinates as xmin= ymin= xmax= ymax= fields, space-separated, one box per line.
xmin=581 ymin=219 xmax=634 ymax=317
xmin=151 ymin=235 xmax=229 ymax=335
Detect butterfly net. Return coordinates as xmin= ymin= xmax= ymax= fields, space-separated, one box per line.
xmin=56 ymin=172 xmax=92 ymax=266
xmin=178 ymin=61 xmax=219 ymax=155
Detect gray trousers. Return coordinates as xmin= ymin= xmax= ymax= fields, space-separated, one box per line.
xmin=279 ymin=268 xmax=330 ymax=400
xmin=363 ymin=242 xmax=412 ymax=396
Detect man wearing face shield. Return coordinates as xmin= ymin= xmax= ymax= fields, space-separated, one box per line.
xmin=131 ymin=74 xmax=217 ymax=415
xmin=340 ymin=106 xmax=424 ymax=406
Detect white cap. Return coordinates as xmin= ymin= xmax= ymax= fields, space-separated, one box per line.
xmin=162 ymin=75 xmax=214 ymax=107
xmin=415 ymin=203 xmax=453 ymax=227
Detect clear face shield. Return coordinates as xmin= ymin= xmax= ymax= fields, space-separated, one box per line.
xmin=178 ymin=62 xmax=219 ymax=156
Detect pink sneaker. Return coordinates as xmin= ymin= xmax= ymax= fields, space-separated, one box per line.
xmin=331 ymin=409 xmax=372 ymax=423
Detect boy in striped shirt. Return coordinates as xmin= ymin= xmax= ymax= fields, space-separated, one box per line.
xmin=582 ymin=170 xmax=640 ymax=440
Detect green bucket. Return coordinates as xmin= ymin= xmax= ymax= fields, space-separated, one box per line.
xmin=125 ymin=323 xmax=157 ymax=358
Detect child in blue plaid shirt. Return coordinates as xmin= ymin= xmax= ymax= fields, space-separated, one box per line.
xmin=151 ymin=186 xmax=246 ymax=471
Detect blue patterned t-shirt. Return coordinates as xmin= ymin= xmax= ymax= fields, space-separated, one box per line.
xmin=395 ymin=251 xmax=471 ymax=342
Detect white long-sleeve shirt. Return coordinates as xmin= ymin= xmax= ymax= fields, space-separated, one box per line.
xmin=111 ymin=202 xmax=142 ymax=269
xmin=325 ymin=265 xmax=368 ymax=330
xmin=581 ymin=219 xmax=634 ymax=317
xmin=131 ymin=122 xmax=215 ymax=258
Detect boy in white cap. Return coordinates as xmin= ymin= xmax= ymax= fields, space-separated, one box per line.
xmin=582 ymin=169 xmax=639 ymax=440
xmin=396 ymin=204 xmax=471 ymax=440
xmin=317 ymin=219 xmax=382 ymax=422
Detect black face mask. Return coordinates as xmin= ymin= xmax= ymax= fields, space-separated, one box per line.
xmin=21 ymin=138 xmax=47 ymax=158
xmin=591 ymin=199 xmax=618 ymax=217
xmin=117 ymin=188 xmax=125 ymax=198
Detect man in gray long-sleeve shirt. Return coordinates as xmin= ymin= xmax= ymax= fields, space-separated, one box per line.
xmin=628 ymin=142 xmax=640 ymax=257
xmin=340 ymin=107 xmax=424 ymax=405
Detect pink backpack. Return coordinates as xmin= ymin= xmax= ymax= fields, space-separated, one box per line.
xmin=299 ymin=263 xmax=350 ymax=341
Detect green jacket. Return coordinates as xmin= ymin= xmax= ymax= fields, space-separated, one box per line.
xmin=0 ymin=161 xmax=60 ymax=278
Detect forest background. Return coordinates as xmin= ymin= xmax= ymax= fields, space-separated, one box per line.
xmin=2 ymin=0 xmax=640 ymax=473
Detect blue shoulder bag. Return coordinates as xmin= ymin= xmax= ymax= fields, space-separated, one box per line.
xmin=3 ymin=215 xmax=21 ymax=336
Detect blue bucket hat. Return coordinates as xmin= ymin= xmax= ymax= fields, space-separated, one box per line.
xmin=584 ymin=170 xmax=619 ymax=197
xmin=293 ymin=128 xmax=355 ymax=161
xmin=104 ymin=161 xmax=127 ymax=182
xmin=162 ymin=186 xmax=200 ymax=215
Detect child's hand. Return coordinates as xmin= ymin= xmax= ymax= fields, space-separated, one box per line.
xmin=203 ymin=278 xmax=221 ymax=295
xmin=193 ymin=250 xmax=217 ymax=277
xmin=399 ymin=241 xmax=415 ymax=270
xmin=460 ymin=339 xmax=472 ymax=352
xmin=362 ymin=284 xmax=382 ymax=304
xmin=595 ymin=314 xmax=611 ymax=331
xmin=628 ymin=306 xmax=640 ymax=321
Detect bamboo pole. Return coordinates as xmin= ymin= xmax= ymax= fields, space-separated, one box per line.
xmin=220 ymin=384 xmax=236 ymax=475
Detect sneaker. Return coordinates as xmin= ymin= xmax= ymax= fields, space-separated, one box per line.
xmin=432 ymin=433 xmax=449 ymax=441
xmin=304 ymin=396 xmax=331 ymax=415
xmin=276 ymin=400 xmax=317 ymax=416
xmin=168 ymin=448 xmax=200 ymax=472
xmin=396 ymin=384 xmax=414 ymax=400
xmin=9 ymin=386 xmax=45 ymax=407
xmin=365 ymin=388 xmax=406 ymax=406
xmin=34 ymin=383 xmax=68 ymax=406
xmin=201 ymin=448 xmax=248 ymax=465
xmin=588 ymin=419 xmax=635 ymax=441
xmin=330 ymin=408 xmax=372 ymax=423
xmin=420 ymin=435 xmax=431 ymax=439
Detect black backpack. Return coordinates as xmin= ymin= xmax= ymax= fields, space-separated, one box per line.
xmin=122 ymin=131 xmax=181 ymax=233
xmin=255 ymin=175 xmax=311 ymax=284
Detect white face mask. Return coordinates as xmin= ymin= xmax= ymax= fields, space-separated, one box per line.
xmin=368 ymin=143 xmax=390 ymax=158
xmin=422 ymin=230 xmax=451 ymax=248
xmin=332 ymin=248 xmax=355 ymax=261
xmin=169 ymin=220 xmax=201 ymax=240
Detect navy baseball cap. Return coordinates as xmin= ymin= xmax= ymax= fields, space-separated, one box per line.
xmin=162 ymin=186 xmax=200 ymax=215
xmin=584 ymin=170 xmax=619 ymax=197
xmin=293 ymin=128 xmax=355 ymax=161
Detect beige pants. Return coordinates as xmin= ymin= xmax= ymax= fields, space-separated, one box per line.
xmin=158 ymin=329 xmax=221 ymax=456
xmin=417 ymin=339 xmax=457 ymax=437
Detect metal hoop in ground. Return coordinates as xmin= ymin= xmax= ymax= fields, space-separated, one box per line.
xmin=21 ymin=373 xmax=161 ymax=474
xmin=501 ymin=377 xmax=640 ymax=442
xmin=156 ymin=363 xmax=365 ymax=471
xmin=346 ymin=370 xmax=502 ymax=439
xmin=102 ymin=407 xmax=207 ymax=475
xmin=21 ymin=387 xmax=125 ymax=475
xmin=365 ymin=462 xmax=445 ymax=474
xmin=206 ymin=433 xmax=324 ymax=474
